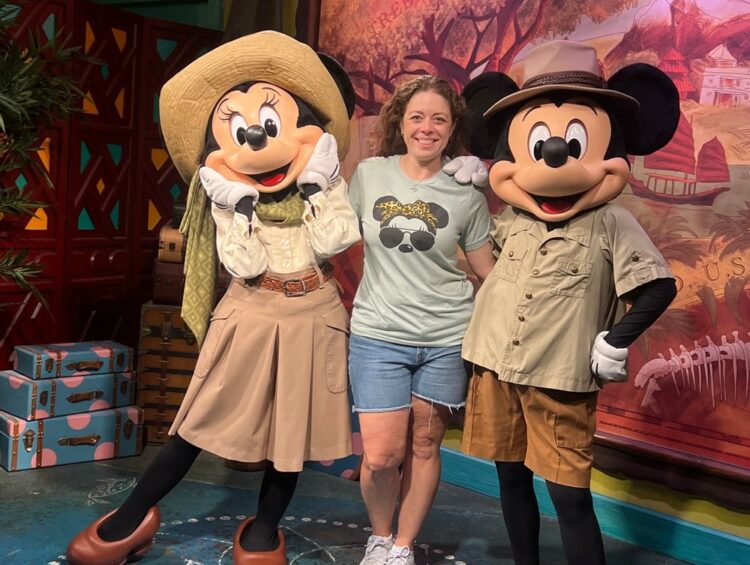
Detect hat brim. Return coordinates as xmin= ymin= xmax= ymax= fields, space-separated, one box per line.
xmin=484 ymin=84 xmax=640 ymax=118
xmin=159 ymin=31 xmax=350 ymax=182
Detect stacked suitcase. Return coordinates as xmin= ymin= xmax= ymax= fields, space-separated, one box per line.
xmin=0 ymin=341 xmax=143 ymax=471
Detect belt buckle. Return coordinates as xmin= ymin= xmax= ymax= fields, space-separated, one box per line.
xmin=282 ymin=278 xmax=306 ymax=297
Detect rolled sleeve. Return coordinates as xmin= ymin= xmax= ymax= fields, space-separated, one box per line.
xmin=211 ymin=204 xmax=268 ymax=278
xmin=303 ymin=177 xmax=361 ymax=258
xmin=602 ymin=205 xmax=674 ymax=297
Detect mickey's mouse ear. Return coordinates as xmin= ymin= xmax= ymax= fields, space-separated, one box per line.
xmin=318 ymin=53 xmax=356 ymax=119
xmin=461 ymin=73 xmax=519 ymax=159
xmin=608 ymin=63 xmax=680 ymax=155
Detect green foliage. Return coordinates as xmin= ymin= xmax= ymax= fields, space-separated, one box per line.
xmin=0 ymin=0 xmax=86 ymax=306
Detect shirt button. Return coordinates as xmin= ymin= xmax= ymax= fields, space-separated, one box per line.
xmin=525 ymin=293 xmax=532 ymax=299
xmin=571 ymin=266 xmax=579 ymax=274
xmin=512 ymin=339 xmax=520 ymax=346
xmin=632 ymin=254 xmax=640 ymax=262
xmin=540 ymin=249 xmax=547 ymax=255
xmin=518 ymin=315 xmax=525 ymax=321
xmin=532 ymin=269 xmax=539 ymax=276
xmin=508 ymin=250 xmax=514 ymax=257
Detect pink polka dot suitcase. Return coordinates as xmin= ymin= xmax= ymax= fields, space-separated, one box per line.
xmin=0 ymin=406 xmax=143 ymax=471
xmin=13 ymin=340 xmax=134 ymax=380
xmin=0 ymin=370 xmax=135 ymax=421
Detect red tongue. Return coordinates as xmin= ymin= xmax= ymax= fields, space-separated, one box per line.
xmin=541 ymin=197 xmax=575 ymax=214
xmin=260 ymin=173 xmax=285 ymax=187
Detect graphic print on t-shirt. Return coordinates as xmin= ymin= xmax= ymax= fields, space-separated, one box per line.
xmin=373 ymin=195 xmax=449 ymax=253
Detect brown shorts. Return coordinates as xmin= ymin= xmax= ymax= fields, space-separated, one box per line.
xmin=461 ymin=368 xmax=597 ymax=488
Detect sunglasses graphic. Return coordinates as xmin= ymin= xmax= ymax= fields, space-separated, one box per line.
xmin=379 ymin=227 xmax=435 ymax=252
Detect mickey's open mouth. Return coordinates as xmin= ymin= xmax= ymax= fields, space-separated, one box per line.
xmin=532 ymin=191 xmax=587 ymax=215
xmin=249 ymin=161 xmax=292 ymax=187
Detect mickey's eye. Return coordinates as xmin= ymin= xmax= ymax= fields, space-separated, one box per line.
xmin=528 ymin=123 xmax=550 ymax=161
xmin=259 ymin=105 xmax=281 ymax=138
xmin=565 ymin=120 xmax=587 ymax=159
xmin=230 ymin=114 xmax=249 ymax=147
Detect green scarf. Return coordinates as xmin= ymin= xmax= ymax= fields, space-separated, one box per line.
xmin=179 ymin=171 xmax=217 ymax=347
xmin=254 ymin=188 xmax=305 ymax=225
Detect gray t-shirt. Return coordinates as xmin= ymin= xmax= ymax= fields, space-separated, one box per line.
xmin=348 ymin=155 xmax=491 ymax=346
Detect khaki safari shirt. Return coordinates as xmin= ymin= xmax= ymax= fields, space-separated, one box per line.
xmin=462 ymin=203 xmax=673 ymax=392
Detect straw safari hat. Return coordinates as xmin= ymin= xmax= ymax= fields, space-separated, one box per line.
xmin=484 ymin=40 xmax=639 ymax=118
xmin=160 ymin=30 xmax=352 ymax=182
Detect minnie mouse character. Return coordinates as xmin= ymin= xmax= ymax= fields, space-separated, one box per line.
xmin=459 ymin=41 xmax=679 ymax=564
xmin=67 ymin=31 xmax=359 ymax=565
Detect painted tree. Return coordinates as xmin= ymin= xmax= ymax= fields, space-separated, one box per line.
xmin=320 ymin=0 xmax=638 ymax=115
xmin=605 ymin=0 xmax=750 ymax=73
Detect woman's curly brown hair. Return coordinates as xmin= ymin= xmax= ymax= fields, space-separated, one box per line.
xmin=374 ymin=75 xmax=468 ymax=158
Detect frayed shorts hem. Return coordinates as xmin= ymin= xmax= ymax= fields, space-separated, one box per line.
xmin=411 ymin=391 xmax=466 ymax=411
xmin=352 ymin=402 xmax=412 ymax=414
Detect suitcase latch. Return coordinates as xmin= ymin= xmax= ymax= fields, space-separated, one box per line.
xmin=40 ymin=391 xmax=48 ymax=406
xmin=23 ymin=429 xmax=35 ymax=452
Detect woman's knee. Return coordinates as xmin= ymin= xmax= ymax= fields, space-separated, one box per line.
xmin=363 ymin=448 xmax=406 ymax=472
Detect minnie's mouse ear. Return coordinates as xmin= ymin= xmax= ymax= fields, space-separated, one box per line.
xmin=461 ymin=72 xmax=519 ymax=159
xmin=318 ymin=53 xmax=356 ymax=119
xmin=608 ymin=63 xmax=680 ymax=155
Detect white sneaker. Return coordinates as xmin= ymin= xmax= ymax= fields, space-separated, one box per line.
xmin=359 ymin=534 xmax=394 ymax=565
xmin=386 ymin=544 xmax=415 ymax=565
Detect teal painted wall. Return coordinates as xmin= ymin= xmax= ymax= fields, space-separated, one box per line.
xmin=90 ymin=0 xmax=224 ymax=30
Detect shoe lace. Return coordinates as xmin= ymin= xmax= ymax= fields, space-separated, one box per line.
xmin=389 ymin=546 xmax=411 ymax=563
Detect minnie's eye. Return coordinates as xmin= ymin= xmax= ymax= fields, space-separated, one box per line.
xmin=565 ymin=120 xmax=587 ymax=159
xmin=229 ymin=114 xmax=249 ymax=146
xmin=259 ymin=105 xmax=281 ymax=138
xmin=528 ymin=123 xmax=550 ymax=161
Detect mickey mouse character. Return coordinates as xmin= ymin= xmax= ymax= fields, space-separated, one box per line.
xmin=373 ymin=196 xmax=449 ymax=253
xmin=459 ymin=41 xmax=679 ymax=564
xmin=67 ymin=31 xmax=359 ymax=565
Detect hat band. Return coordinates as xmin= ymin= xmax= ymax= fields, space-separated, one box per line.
xmin=523 ymin=71 xmax=605 ymax=90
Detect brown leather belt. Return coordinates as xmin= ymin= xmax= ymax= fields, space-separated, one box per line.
xmin=245 ymin=262 xmax=334 ymax=297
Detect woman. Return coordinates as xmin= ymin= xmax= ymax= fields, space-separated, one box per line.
xmin=66 ymin=31 xmax=359 ymax=565
xmin=347 ymin=75 xmax=496 ymax=565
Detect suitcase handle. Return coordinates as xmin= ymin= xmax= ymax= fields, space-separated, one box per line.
xmin=67 ymin=390 xmax=104 ymax=403
xmin=65 ymin=359 xmax=104 ymax=371
xmin=58 ymin=433 xmax=101 ymax=446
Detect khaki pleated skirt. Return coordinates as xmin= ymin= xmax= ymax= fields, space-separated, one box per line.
xmin=170 ymin=277 xmax=352 ymax=472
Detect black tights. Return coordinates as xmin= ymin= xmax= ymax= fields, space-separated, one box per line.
xmin=495 ymin=462 xmax=606 ymax=565
xmin=97 ymin=434 xmax=299 ymax=552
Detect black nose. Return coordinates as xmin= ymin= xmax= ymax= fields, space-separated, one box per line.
xmin=398 ymin=244 xmax=414 ymax=253
xmin=542 ymin=137 xmax=569 ymax=168
xmin=244 ymin=125 xmax=267 ymax=150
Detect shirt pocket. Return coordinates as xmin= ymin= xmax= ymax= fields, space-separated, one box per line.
xmin=493 ymin=243 xmax=527 ymax=283
xmin=551 ymin=257 xmax=593 ymax=299
xmin=194 ymin=307 xmax=235 ymax=379
xmin=323 ymin=308 xmax=350 ymax=394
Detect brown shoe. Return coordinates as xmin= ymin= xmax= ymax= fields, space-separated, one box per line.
xmin=232 ymin=517 xmax=288 ymax=564
xmin=66 ymin=506 xmax=161 ymax=565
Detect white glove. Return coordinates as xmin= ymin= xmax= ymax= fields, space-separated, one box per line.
xmin=199 ymin=166 xmax=259 ymax=209
xmin=590 ymin=331 xmax=629 ymax=384
xmin=297 ymin=133 xmax=340 ymax=193
xmin=442 ymin=155 xmax=489 ymax=187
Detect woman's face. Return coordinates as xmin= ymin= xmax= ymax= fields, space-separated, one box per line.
xmin=400 ymin=90 xmax=453 ymax=164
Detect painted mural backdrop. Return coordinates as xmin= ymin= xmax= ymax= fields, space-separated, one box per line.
xmin=320 ymin=0 xmax=750 ymax=474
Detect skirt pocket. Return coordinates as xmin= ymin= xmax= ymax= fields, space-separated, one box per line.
xmin=194 ymin=307 xmax=235 ymax=379
xmin=322 ymin=308 xmax=350 ymax=394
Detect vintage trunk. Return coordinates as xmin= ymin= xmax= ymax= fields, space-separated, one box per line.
xmin=0 ymin=370 xmax=135 ymax=420
xmin=14 ymin=341 xmax=134 ymax=380
xmin=157 ymin=224 xmax=187 ymax=263
xmin=153 ymin=260 xmax=186 ymax=306
xmin=0 ymin=406 xmax=144 ymax=471
xmin=137 ymin=302 xmax=199 ymax=443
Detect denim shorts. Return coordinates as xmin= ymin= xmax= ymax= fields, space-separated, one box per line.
xmin=348 ymin=333 xmax=470 ymax=412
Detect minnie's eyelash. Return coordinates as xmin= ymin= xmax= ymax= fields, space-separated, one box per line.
xmin=217 ymin=100 xmax=236 ymax=122
xmin=263 ymin=92 xmax=279 ymax=106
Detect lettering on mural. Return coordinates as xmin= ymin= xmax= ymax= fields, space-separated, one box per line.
xmin=372 ymin=0 xmax=419 ymax=33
